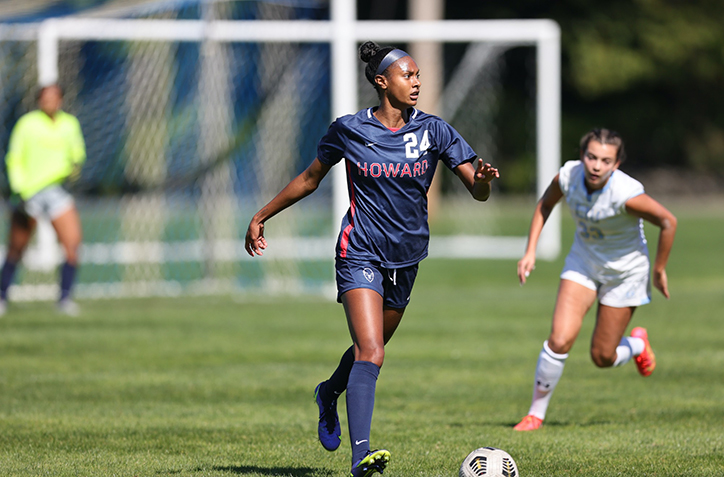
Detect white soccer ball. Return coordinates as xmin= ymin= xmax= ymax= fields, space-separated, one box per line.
xmin=459 ymin=447 xmax=519 ymax=477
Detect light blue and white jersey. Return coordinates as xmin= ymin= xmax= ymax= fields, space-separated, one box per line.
xmin=558 ymin=160 xmax=649 ymax=278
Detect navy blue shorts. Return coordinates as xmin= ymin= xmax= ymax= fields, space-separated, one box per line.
xmin=335 ymin=258 xmax=419 ymax=309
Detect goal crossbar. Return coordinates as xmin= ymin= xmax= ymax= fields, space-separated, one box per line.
xmin=37 ymin=18 xmax=558 ymax=43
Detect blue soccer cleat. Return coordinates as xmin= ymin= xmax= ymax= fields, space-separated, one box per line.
xmin=350 ymin=449 xmax=391 ymax=477
xmin=314 ymin=382 xmax=341 ymax=451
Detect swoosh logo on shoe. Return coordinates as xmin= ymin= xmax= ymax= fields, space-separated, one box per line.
xmin=355 ymin=439 xmax=368 ymax=445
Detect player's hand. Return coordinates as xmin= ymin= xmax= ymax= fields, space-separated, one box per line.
xmin=474 ymin=158 xmax=499 ymax=184
xmin=245 ymin=220 xmax=267 ymax=257
xmin=517 ymin=253 xmax=536 ymax=285
xmin=653 ymin=268 xmax=669 ymax=299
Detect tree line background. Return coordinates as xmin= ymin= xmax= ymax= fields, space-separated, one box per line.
xmin=360 ymin=0 xmax=724 ymax=193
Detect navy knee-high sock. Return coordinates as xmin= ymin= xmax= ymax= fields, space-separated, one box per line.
xmin=347 ymin=360 xmax=380 ymax=465
xmin=0 ymin=260 xmax=18 ymax=301
xmin=319 ymin=346 xmax=355 ymax=404
xmin=59 ymin=262 xmax=77 ymax=301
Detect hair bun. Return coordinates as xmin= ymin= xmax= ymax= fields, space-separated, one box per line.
xmin=359 ymin=41 xmax=380 ymax=63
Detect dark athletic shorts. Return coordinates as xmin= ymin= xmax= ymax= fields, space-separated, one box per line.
xmin=335 ymin=257 xmax=419 ymax=309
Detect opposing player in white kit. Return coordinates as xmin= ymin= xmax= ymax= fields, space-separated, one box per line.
xmin=513 ymin=128 xmax=677 ymax=431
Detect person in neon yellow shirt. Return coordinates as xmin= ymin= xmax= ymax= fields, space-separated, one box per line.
xmin=1 ymin=84 xmax=86 ymax=315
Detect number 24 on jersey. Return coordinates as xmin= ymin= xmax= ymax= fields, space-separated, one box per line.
xmin=403 ymin=130 xmax=430 ymax=159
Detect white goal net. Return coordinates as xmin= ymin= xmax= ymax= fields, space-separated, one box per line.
xmin=0 ymin=0 xmax=559 ymax=300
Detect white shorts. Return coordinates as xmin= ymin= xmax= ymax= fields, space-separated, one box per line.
xmin=22 ymin=185 xmax=75 ymax=221
xmin=561 ymin=252 xmax=651 ymax=308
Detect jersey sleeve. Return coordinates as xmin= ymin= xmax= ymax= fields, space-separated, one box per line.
xmin=5 ymin=116 xmax=28 ymax=195
xmin=69 ymin=115 xmax=86 ymax=166
xmin=436 ymin=121 xmax=477 ymax=170
xmin=316 ymin=119 xmax=347 ymax=166
xmin=557 ymin=160 xmax=581 ymax=197
xmin=611 ymin=171 xmax=645 ymax=212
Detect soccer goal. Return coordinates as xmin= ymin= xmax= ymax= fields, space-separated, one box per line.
xmin=0 ymin=0 xmax=559 ymax=300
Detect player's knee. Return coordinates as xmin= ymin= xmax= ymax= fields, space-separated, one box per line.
xmin=590 ymin=348 xmax=616 ymax=368
xmin=547 ymin=336 xmax=573 ymax=355
xmin=60 ymin=239 xmax=81 ymax=264
xmin=6 ymin=237 xmax=31 ymax=261
xmin=64 ymin=249 xmax=80 ymax=266
xmin=357 ymin=346 xmax=385 ymax=368
xmin=6 ymin=247 xmax=24 ymax=262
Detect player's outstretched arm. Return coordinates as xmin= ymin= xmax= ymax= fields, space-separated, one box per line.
xmin=245 ymin=158 xmax=332 ymax=257
xmin=625 ymin=194 xmax=677 ymax=298
xmin=454 ymin=158 xmax=499 ymax=201
xmin=518 ymin=175 xmax=563 ymax=285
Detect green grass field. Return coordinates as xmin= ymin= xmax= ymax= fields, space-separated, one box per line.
xmin=0 ymin=198 xmax=722 ymax=476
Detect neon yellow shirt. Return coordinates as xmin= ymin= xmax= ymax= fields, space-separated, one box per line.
xmin=5 ymin=109 xmax=86 ymax=200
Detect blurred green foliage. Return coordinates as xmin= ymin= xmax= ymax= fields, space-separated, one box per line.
xmin=362 ymin=0 xmax=724 ymax=189
xmin=449 ymin=0 xmax=724 ymax=177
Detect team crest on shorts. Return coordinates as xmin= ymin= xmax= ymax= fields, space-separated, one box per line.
xmin=362 ymin=268 xmax=375 ymax=283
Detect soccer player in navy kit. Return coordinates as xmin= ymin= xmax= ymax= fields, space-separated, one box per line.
xmin=245 ymin=41 xmax=499 ymax=476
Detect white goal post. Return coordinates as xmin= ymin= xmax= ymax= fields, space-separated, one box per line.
xmin=36 ymin=5 xmax=561 ymax=263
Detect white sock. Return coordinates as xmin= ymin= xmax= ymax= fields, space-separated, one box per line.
xmin=613 ymin=336 xmax=645 ymax=367
xmin=528 ymin=341 xmax=567 ymax=420
xmin=628 ymin=336 xmax=645 ymax=356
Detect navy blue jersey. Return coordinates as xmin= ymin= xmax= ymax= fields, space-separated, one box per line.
xmin=317 ymin=107 xmax=477 ymax=268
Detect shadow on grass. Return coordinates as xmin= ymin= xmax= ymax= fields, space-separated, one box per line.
xmin=210 ymin=465 xmax=333 ymax=476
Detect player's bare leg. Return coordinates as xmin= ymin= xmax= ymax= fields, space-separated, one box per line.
xmin=548 ymin=280 xmax=597 ymax=354
xmin=52 ymin=206 xmax=82 ymax=266
xmin=315 ymin=297 xmax=405 ymax=452
xmin=51 ymin=205 xmax=82 ymax=314
xmin=590 ymin=304 xmax=635 ymax=367
xmin=382 ymin=305 xmax=405 ymax=345
xmin=592 ymin=304 xmax=653 ymax=374
xmin=0 ymin=210 xmax=36 ymax=314
xmin=341 ymin=288 xmax=396 ymax=471
xmin=515 ymin=280 xmax=596 ymax=430
xmin=344 ymin=288 xmax=386 ymax=366
xmin=6 ymin=210 xmax=35 ymax=263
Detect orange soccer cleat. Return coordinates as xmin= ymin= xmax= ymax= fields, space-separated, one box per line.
xmin=513 ymin=415 xmax=543 ymax=431
xmin=631 ymin=327 xmax=656 ymax=377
